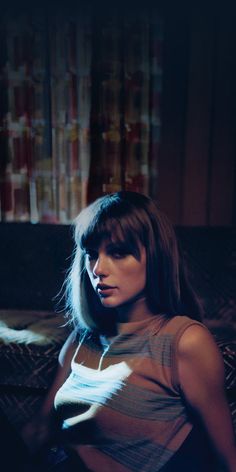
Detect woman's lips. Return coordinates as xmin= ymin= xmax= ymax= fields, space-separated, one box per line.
xmin=96 ymin=284 xmax=116 ymax=296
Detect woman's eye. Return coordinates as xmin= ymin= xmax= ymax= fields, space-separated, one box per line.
xmin=110 ymin=248 xmax=129 ymax=259
xmin=113 ymin=253 xmax=127 ymax=259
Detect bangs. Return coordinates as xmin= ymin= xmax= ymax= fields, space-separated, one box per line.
xmin=80 ymin=217 xmax=142 ymax=259
xmin=76 ymin=199 xmax=147 ymax=260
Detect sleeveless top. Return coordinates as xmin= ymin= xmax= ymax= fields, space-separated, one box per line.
xmin=54 ymin=315 xmax=204 ymax=472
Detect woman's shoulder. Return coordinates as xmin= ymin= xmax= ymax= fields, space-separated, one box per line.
xmin=167 ymin=316 xmax=222 ymax=373
xmin=159 ymin=314 xmax=205 ymax=335
xmin=156 ymin=315 xmax=212 ymax=356
xmin=150 ymin=315 xmax=206 ymax=361
xmin=176 ymin=321 xmax=219 ymax=358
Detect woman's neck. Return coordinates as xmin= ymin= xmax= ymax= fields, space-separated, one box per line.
xmin=116 ymin=295 xmax=156 ymax=324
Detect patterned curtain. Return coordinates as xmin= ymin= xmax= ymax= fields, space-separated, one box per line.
xmin=0 ymin=5 xmax=163 ymax=223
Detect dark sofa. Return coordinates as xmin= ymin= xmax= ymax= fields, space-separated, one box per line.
xmin=0 ymin=223 xmax=235 ymax=432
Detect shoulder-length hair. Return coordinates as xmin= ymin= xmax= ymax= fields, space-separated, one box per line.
xmin=65 ymin=191 xmax=203 ymax=333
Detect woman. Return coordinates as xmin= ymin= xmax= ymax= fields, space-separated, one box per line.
xmin=20 ymin=191 xmax=235 ymax=471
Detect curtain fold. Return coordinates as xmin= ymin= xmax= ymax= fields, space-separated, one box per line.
xmin=0 ymin=5 xmax=163 ymax=223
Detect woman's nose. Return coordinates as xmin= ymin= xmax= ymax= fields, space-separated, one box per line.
xmin=92 ymin=255 xmax=108 ymax=277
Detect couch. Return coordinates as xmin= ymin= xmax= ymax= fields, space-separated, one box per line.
xmin=0 ymin=223 xmax=235 ymax=434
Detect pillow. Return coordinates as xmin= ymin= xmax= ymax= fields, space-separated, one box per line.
xmin=0 ymin=310 xmax=69 ymax=345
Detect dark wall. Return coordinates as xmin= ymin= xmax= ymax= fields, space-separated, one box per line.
xmin=0 ymin=223 xmax=74 ymax=310
xmin=158 ymin=1 xmax=236 ymax=225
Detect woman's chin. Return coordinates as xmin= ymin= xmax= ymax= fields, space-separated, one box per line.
xmin=99 ymin=297 xmax=116 ymax=308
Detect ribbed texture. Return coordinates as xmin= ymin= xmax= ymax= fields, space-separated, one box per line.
xmin=55 ymin=315 xmax=202 ymax=471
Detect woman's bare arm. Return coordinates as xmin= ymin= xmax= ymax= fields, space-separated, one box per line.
xmin=177 ymin=324 xmax=236 ymax=471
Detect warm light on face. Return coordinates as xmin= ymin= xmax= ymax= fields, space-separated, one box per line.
xmin=85 ymin=240 xmax=147 ymax=309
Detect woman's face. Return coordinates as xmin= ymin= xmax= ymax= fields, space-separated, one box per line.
xmin=85 ymin=239 xmax=147 ymax=309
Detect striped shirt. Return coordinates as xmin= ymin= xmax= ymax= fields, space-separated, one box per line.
xmin=54 ymin=315 xmax=203 ymax=471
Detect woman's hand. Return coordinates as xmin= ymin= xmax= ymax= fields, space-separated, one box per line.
xmin=177 ymin=324 xmax=236 ymax=471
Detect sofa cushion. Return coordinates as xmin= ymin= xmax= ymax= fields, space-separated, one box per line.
xmin=0 ymin=310 xmax=69 ymax=389
xmin=216 ymin=338 xmax=236 ymax=391
xmin=0 ymin=310 xmax=70 ymax=429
